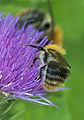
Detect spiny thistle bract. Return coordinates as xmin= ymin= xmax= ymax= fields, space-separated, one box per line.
xmin=0 ymin=12 xmax=67 ymax=109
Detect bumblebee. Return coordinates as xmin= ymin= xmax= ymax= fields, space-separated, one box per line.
xmin=17 ymin=0 xmax=63 ymax=46
xmin=21 ymin=44 xmax=71 ymax=92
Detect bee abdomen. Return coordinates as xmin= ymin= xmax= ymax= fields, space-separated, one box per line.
xmin=45 ymin=80 xmax=59 ymax=86
xmin=45 ymin=74 xmax=65 ymax=85
xmin=47 ymin=61 xmax=70 ymax=80
xmin=47 ymin=68 xmax=68 ymax=79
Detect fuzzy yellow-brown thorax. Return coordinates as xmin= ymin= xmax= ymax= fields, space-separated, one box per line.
xmin=44 ymin=44 xmax=66 ymax=56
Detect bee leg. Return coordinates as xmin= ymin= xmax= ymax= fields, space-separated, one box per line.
xmin=31 ymin=57 xmax=40 ymax=67
xmin=37 ymin=65 xmax=46 ymax=80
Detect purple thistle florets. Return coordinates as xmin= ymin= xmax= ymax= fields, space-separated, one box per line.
xmin=0 ymin=12 xmax=69 ymax=108
xmin=0 ymin=12 xmax=59 ymax=108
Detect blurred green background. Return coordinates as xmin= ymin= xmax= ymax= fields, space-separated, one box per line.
xmin=0 ymin=0 xmax=84 ymax=120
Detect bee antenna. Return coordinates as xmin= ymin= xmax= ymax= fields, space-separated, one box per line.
xmin=47 ymin=0 xmax=54 ymax=36
xmin=21 ymin=44 xmax=46 ymax=52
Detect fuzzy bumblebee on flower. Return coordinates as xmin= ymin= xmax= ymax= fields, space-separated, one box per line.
xmin=0 ymin=12 xmax=71 ymax=109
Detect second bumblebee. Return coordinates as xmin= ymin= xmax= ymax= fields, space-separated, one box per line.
xmin=17 ymin=0 xmax=63 ymax=46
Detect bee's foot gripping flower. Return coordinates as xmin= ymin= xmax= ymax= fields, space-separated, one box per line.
xmin=0 ymin=12 xmax=67 ymax=108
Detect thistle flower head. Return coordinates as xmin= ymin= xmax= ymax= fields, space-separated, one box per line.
xmin=0 ymin=12 xmax=68 ymax=108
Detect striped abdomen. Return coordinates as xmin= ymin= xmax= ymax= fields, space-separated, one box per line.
xmin=43 ymin=61 xmax=70 ymax=91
